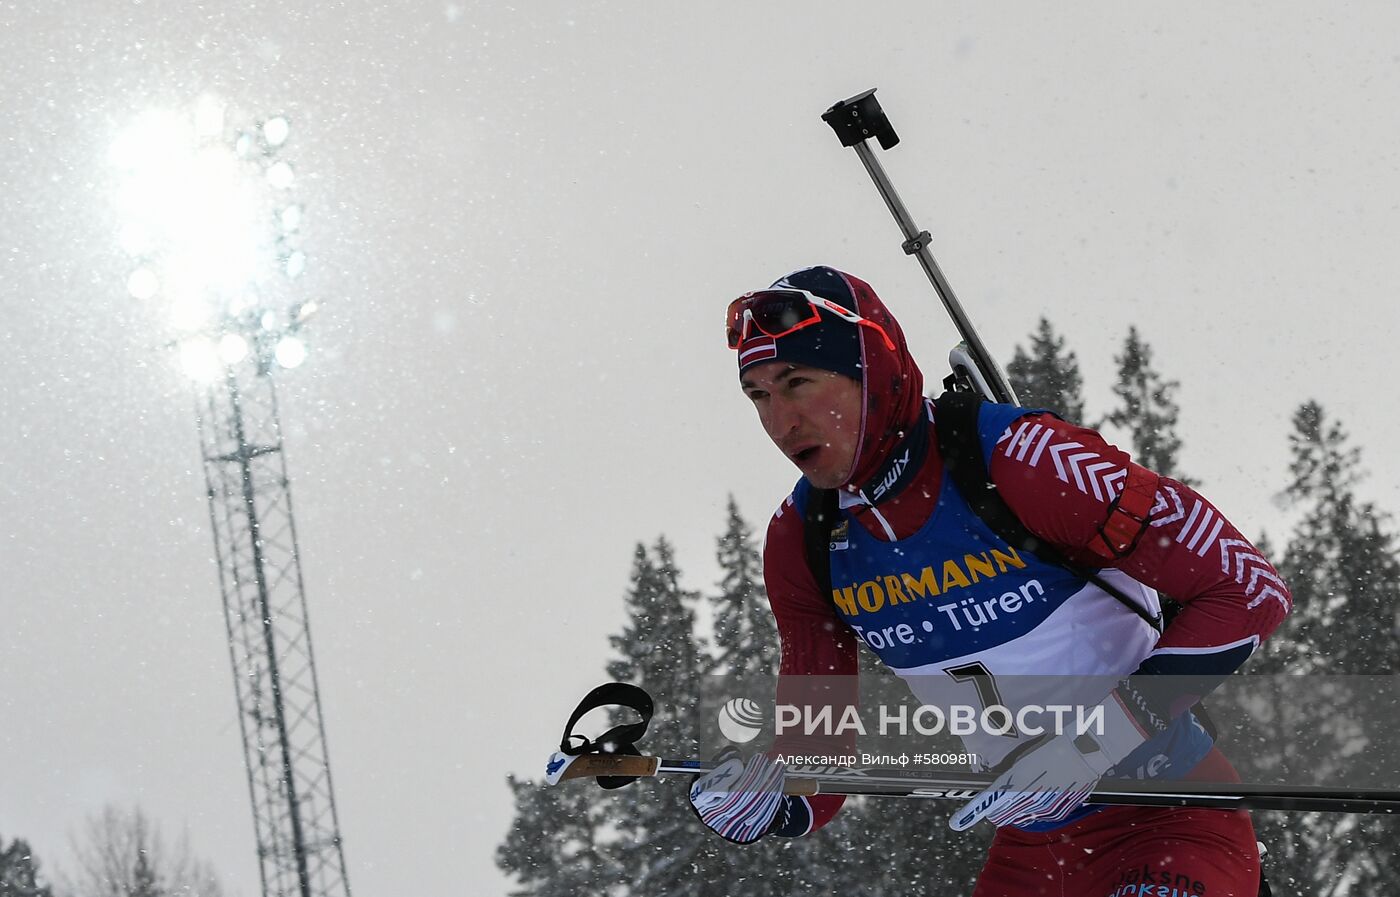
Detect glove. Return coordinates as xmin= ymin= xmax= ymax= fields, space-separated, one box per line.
xmin=950 ymin=691 xmax=1150 ymax=831
xmin=688 ymin=751 xmax=787 ymax=845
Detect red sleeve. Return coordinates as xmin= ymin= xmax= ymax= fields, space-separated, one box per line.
xmin=761 ymin=492 xmax=859 ymax=835
xmin=988 ymin=414 xmax=1292 ymax=714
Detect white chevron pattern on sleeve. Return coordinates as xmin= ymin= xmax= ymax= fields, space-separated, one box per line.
xmin=994 ymin=425 xmax=1129 ymax=502
xmin=1148 ymin=484 xmax=1291 ymax=615
xmin=998 ymin=420 xmax=1056 ymax=466
xmin=1149 ymin=485 xmax=1186 ymax=527
xmin=1171 ymin=498 xmax=1227 ymax=557
xmin=1218 ymin=538 xmax=1292 ymax=613
xmin=1047 ymin=439 xmax=1125 ymax=502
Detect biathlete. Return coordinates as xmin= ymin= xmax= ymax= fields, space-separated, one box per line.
xmin=686 ymin=265 xmax=1291 ymax=896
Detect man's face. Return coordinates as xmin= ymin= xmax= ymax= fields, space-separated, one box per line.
xmin=740 ymin=362 xmax=863 ymax=489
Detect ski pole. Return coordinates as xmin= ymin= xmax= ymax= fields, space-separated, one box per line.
xmin=544 ymin=750 xmax=1400 ymax=816
xmin=821 ymin=88 xmax=1020 ymax=406
xmin=546 ymin=684 xmax=1400 ymax=816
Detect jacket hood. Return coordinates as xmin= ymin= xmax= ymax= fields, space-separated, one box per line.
xmin=767 ymin=266 xmax=926 ymax=492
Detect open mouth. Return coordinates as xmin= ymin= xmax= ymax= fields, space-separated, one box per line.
xmin=793 ymin=446 xmax=820 ymax=463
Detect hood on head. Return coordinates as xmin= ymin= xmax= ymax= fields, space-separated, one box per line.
xmin=765 ymin=266 xmax=925 ymax=490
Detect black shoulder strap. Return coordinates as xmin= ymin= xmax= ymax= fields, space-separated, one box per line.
xmin=802 ymin=486 xmax=840 ymax=600
xmin=933 ymin=390 xmax=1163 ymax=632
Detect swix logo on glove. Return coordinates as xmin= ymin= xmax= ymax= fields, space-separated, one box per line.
xmin=951 ymin=785 xmax=1005 ymax=830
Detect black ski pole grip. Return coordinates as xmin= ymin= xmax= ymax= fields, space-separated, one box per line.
xmin=822 ymin=88 xmax=900 ymax=150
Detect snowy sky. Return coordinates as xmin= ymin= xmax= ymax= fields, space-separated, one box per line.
xmin=3 ymin=3 xmax=1399 ymax=895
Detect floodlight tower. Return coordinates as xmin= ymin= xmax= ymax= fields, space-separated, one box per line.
xmin=112 ymin=100 xmax=351 ymax=897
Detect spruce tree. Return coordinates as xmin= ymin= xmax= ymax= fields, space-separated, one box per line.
xmin=497 ymin=773 xmax=616 ymax=897
xmin=606 ymin=539 xmax=713 ymax=753
xmin=705 ymin=500 xmax=878 ymax=896
xmin=603 ymin=538 xmax=742 ymax=896
xmin=711 ymin=496 xmax=777 ymax=676
xmin=500 ymin=540 xmax=731 ymax=896
xmin=1006 ymin=318 xmax=1086 ymax=423
xmin=0 ymin=838 xmax=53 ymax=897
xmin=1260 ymin=402 xmax=1400 ymax=675
xmin=1103 ymin=326 xmax=1189 ymax=480
xmin=1238 ymin=402 xmax=1400 ymax=895
xmin=130 ymin=848 xmax=161 ymax=897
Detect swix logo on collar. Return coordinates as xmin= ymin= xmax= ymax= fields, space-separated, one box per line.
xmin=870 ymin=448 xmax=911 ymax=501
xmin=856 ymin=408 xmax=929 ymax=504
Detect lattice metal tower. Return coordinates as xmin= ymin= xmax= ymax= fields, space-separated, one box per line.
xmin=197 ymin=349 xmax=352 ymax=897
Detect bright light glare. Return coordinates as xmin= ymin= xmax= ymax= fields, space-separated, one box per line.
xmin=118 ymin=222 xmax=152 ymax=256
xmin=229 ymin=291 xmax=258 ymax=315
xmin=127 ymin=267 xmax=159 ymax=300
xmin=178 ymin=338 xmax=222 ymax=382
xmin=110 ymin=109 xmax=189 ymax=172
xmin=266 ymin=161 xmax=295 ymax=189
xmin=218 ymin=333 xmax=249 ymax=364
xmin=274 ymin=336 xmax=307 ymax=369
xmin=194 ymin=95 xmax=225 ymax=139
xmin=170 ymin=292 xmax=215 ymax=332
xmin=112 ymin=105 xmax=284 ymax=333
xmin=262 ymin=116 xmax=290 ymax=147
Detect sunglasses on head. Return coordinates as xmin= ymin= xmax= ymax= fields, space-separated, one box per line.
xmin=725 ymin=288 xmax=896 ymax=352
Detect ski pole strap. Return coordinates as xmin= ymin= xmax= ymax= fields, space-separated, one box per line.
xmin=558 ymin=682 xmax=655 ymax=789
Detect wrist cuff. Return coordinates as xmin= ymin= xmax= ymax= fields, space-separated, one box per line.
xmin=769 ymin=795 xmax=814 ymax=838
xmin=1076 ymin=692 xmax=1151 ymax=773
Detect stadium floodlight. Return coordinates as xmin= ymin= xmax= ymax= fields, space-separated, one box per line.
xmin=111 ymin=95 xmax=314 ymax=371
xmin=194 ymin=94 xmax=226 ymax=139
xmin=127 ymin=267 xmax=159 ymax=301
xmin=110 ymin=96 xmax=350 ymax=897
xmin=218 ymin=333 xmax=250 ymax=365
xmin=274 ymin=336 xmax=307 ymax=370
xmin=112 ymin=120 xmax=263 ymax=332
xmin=262 ymin=116 xmax=291 ymax=148
xmin=266 ymin=160 xmax=295 ymax=190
